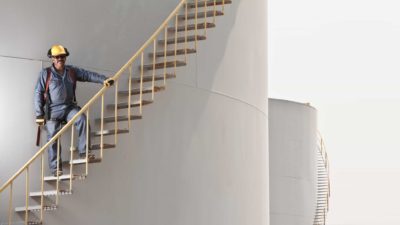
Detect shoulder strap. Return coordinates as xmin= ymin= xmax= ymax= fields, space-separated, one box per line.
xmin=68 ymin=68 xmax=77 ymax=103
xmin=45 ymin=68 xmax=52 ymax=101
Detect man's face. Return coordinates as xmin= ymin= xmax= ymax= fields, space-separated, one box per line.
xmin=52 ymin=55 xmax=66 ymax=71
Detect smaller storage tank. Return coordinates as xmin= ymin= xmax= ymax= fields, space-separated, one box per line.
xmin=269 ymin=99 xmax=317 ymax=225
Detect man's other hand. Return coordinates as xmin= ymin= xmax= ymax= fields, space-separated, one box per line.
xmin=36 ymin=116 xmax=45 ymax=126
xmin=104 ymin=78 xmax=114 ymax=87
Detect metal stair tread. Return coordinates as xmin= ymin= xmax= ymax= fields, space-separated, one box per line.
xmin=167 ymin=23 xmax=215 ymax=32
xmin=92 ymin=128 xmax=129 ymax=136
xmin=91 ymin=143 xmax=116 ymax=150
xmin=44 ymin=174 xmax=72 ymax=181
xmin=30 ymin=190 xmax=72 ymax=197
xmin=67 ymin=157 xmax=102 ymax=165
xmin=150 ymin=48 xmax=197 ymax=57
xmin=95 ymin=115 xmax=143 ymax=123
xmin=178 ymin=10 xmax=224 ymax=20
xmin=15 ymin=205 xmax=56 ymax=212
xmin=13 ymin=221 xmax=42 ymax=225
xmin=186 ymin=0 xmax=232 ymax=8
xmin=131 ymin=73 xmax=176 ymax=83
xmin=158 ymin=35 xmax=206 ymax=45
xmin=143 ymin=61 xmax=186 ymax=70
xmin=108 ymin=100 xmax=154 ymax=110
xmin=118 ymin=86 xmax=165 ymax=96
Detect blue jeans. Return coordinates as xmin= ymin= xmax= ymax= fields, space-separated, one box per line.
xmin=46 ymin=105 xmax=90 ymax=173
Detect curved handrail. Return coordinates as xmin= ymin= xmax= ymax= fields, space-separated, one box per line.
xmin=0 ymin=0 xmax=187 ymax=193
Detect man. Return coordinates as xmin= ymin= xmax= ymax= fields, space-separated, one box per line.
xmin=34 ymin=44 xmax=114 ymax=176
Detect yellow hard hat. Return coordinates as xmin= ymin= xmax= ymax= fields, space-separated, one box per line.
xmin=47 ymin=45 xmax=69 ymax=58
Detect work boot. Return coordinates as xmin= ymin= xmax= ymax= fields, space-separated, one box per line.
xmin=79 ymin=151 xmax=95 ymax=160
xmin=52 ymin=170 xmax=63 ymax=177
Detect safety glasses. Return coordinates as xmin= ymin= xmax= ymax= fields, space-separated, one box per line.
xmin=52 ymin=55 xmax=66 ymax=60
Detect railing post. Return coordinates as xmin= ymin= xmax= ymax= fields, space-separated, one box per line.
xmin=128 ymin=65 xmax=133 ymax=130
xmin=195 ymin=0 xmax=198 ymax=49
xmin=214 ymin=0 xmax=217 ymax=23
xmin=114 ymin=80 xmax=119 ymax=145
xmin=185 ymin=0 xmax=188 ymax=62
xmin=140 ymin=52 xmax=144 ymax=115
xmin=56 ymin=138 xmax=61 ymax=205
xmin=100 ymin=94 xmax=105 ymax=159
xmin=69 ymin=125 xmax=75 ymax=192
xmin=164 ymin=27 xmax=168 ymax=86
xmin=25 ymin=167 xmax=29 ymax=225
xmin=40 ymin=153 xmax=44 ymax=222
xmin=8 ymin=182 xmax=13 ymax=225
xmin=152 ymin=40 xmax=156 ymax=100
xmin=86 ymin=108 xmax=90 ymax=176
xmin=204 ymin=0 xmax=207 ymax=36
xmin=174 ymin=13 xmax=178 ymax=75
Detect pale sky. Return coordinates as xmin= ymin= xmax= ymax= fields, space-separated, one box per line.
xmin=269 ymin=0 xmax=400 ymax=224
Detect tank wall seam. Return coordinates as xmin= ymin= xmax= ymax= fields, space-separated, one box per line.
xmin=170 ymin=81 xmax=268 ymax=116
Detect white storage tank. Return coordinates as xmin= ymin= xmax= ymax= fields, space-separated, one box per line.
xmin=269 ymin=98 xmax=317 ymax=225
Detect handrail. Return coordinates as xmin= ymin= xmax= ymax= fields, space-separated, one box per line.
xmin=0 ymin=0 xmax=186 ymax=194
xmin=112 ymin=0 xmax=186 ymax=82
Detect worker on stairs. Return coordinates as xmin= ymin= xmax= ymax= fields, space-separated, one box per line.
xmin=34 ymin=45 xmax=114 ymax=176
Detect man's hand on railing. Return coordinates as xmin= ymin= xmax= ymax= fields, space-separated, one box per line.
xmin=36 ymin=116 xmax=45 ymax=126
xmin=103 ymin=78 xmax=115 ymax=87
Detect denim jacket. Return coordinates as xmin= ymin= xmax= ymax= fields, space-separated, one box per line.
xmin=34 ymin=65 xmax=107 ymax=117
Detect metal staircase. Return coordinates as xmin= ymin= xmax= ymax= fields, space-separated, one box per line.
xmin=0 ymin=1 xmax=232 ymax=224
xmin=313 ymin=133 xmax=331 ymax=225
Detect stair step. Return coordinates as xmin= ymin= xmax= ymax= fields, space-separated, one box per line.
xmin=168 ymin=23 xmax=215 ymax=32
xmin=26 ymin=221 xmax=42 ymax=225
xmin=12 ymin=221 xmax=42 ymax=225
xmin=158 ymin=35 xmax=206 ymax=45
xmin=131 ymin=73 xmax=176 ymax=83
xmin=67 ymin=157 xmax=102 ymax=165
xmin=92 ymin=129 xmax=129 ymax=137
xmin=90 ymin=143 xmax=116 ymax=150
xmin=150 ymin=48 xmax=197 ymax=57
xmin=143 ymin=61 xmax=186 ymax=70
xmin=30 ymin=190 xmax=72 ymax=197
xmin=44 ymin=174 xmax=73 ymax=181
xmin=186 ymin=0 xmax=232 ymax=8
xmin=96 ymin=115 xmax=143 ymax=123
xmin=178 ymin=10 xmax=224 ymax=20
xmin=15 ymin=205 xmax=56 ymax=212
xmin=108 ymin=100 xmax=154 ymax=110
xmin=118 ymin=86 xmax=165 ymax=96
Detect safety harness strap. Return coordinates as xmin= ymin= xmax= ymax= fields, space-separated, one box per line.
xmin=45 ymin=67 xmax=77 ymax=102
xmin=45 ymin=68 xmax=52 ymax=102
